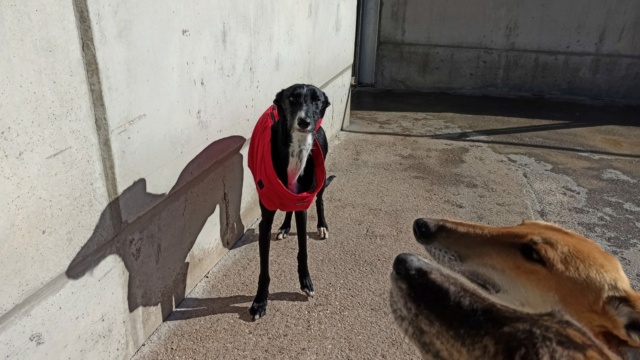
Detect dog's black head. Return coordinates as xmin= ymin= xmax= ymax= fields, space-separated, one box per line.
xmin=273 ymin=84 xmax=330 ymax=134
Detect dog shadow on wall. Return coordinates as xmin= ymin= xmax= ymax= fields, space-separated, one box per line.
xmin=66 ymin=136 xmax=248 ymax=319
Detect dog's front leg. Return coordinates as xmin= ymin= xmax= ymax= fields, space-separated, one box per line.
xmin=295 ymin=210 xmax=314 ymax=296
xmin=250 ymin=202 xmax=276 ymax=320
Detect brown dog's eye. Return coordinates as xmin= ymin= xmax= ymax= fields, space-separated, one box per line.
xmin=520 ymin=243 xmax=546 ymax=267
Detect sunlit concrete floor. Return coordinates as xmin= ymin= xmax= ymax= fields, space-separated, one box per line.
xmin=133 ymin=90 xmax=640 ymax=359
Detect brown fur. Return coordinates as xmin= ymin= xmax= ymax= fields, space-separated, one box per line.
xmin=391 ymin=253 xmax=619 ymax=359
xmin=403 ymin=218 xmax=640 ymax=358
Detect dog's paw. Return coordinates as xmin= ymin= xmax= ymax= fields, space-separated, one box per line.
xmin=318 ymin=227 xmax=328 ymax=240
xmin=300 ymin=276 xmax=315 ymax=297
xmin=275 ymin=228 xmax=290 ymax=240
xmin=249 ymin=300 xmax=268 ymax=321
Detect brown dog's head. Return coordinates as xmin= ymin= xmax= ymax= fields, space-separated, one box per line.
xmin=411 ymin=218 xmax=640 ymax=353
xmin=390 ymin=252 xmax=618 ymax=359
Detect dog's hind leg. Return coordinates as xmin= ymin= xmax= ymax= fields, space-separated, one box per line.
xmin=250 ymin=202 xmax=276 ymax=320
xmin=315 ymin=175 xmax=335 ymax=240
xmin=276 ymin=212 xmax=293 ymax=240
xmin=295 ymin=210 xmax=314 ymax=296
xmin=315 ymin=186 xmax=329 ymax=240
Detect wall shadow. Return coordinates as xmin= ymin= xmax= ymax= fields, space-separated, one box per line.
xmin=66 ymin=136 xmax=247 ymax=319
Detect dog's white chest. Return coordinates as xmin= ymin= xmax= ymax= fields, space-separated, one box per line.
xmin=287 ymin=132 xmax=313 ymax=193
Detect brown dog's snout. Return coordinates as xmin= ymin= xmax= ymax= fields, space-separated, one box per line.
xmin=393 ymin=253 xmax=420 ymax=277
xmin=413 ymin=218 xmax=440 ymax=244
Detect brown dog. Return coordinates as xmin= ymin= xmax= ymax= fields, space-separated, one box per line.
xmin=391 ymin=218 xmax=640 ymax=358
xmin=391 ymin=253 xmax=619 ymax=359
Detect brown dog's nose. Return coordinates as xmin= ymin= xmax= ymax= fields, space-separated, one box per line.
xmin=393 ymin=253 xmax=421 ymax=277
xmin=413 ymin=218 xmax=440 ymax=244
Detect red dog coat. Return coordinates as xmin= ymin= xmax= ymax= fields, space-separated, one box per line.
xmin=248 ymin=105 xmax=326 ymax=212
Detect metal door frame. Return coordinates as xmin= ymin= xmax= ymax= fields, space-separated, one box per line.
xmin=354 ymin=0 xmax=380 ymax=86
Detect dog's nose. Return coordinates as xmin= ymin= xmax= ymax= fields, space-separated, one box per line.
xmin=413 ymin=218 xmax=440 ymax=244
xmin=393 ymin=253 xmax=420 ymax=276
xmin=297 ymin=118 xmax=310 ymax=129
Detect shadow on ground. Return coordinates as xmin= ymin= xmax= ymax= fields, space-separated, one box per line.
xmin=166 ymin=292 xmax=309 ymax=323
xmin=352 ymin=88 xmax=640 ymax=125
xmin=348 ymin=89 xmax=640 ymax=159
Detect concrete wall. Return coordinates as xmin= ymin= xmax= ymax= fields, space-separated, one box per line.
xmin=375 ymin=0 xmax=640 ymax=104
xmin=0 ymin=1 xmax=356 ymax=359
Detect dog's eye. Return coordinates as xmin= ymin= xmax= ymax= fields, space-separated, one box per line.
xmin=520 ymin=243 xmax=546 ymax=267
xmin=289 ymin=97 xmax=297 ymax=103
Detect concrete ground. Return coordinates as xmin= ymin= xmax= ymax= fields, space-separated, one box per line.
xmin=133 ymin=90 xmax=640 ymax=360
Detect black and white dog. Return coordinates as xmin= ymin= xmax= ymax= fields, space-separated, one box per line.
xmin=249 ymin=84 xmax=333 ymax=320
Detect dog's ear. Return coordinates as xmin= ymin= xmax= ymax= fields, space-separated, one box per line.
xmin=273 ymin=89 xmax=285 ymax=107
xmin=320 ymin=91 xmax=331 ymax=118
xmin=604 ymin=294 xmax=640 ymax=348
xmin=273 ymin=89 xmax=286 ymax=115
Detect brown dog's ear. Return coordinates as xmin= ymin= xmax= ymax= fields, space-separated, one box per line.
xmin=605 ymin=294 xmax=640 ymax=347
